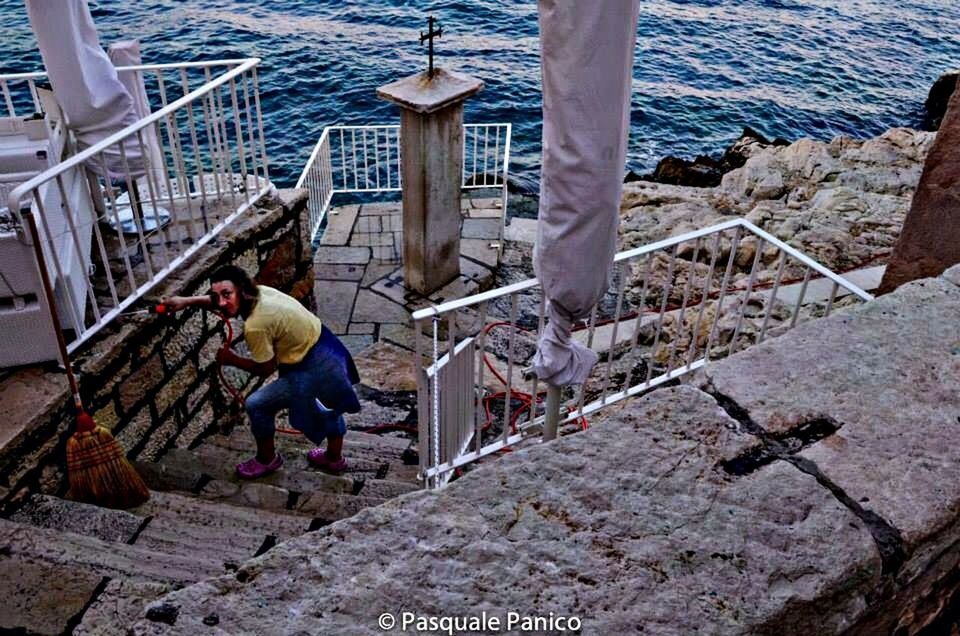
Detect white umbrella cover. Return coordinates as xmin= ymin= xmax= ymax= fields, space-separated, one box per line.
xmin=26 ymin=0 xmax=145 ymax=179
xmin=532 ymin=0 xmax=640 ymax=386
xmin=108 ymin=40 xmax=166 ymax=188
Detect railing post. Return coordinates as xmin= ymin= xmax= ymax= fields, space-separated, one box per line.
xmin=543 ymin=383 xmax=562 ymax=442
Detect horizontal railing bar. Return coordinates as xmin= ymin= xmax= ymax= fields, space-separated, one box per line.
xmin=326 ymin=124 xmax=400 ymax=131
xmin=0 ymin=59 xmax=253 ymax=83
xmin=560 ymin=360 xmax=707 ymax=424
xmin=8 ymin=58 xmax=260 ymax=214
xmin=422 ymin=431 xmax=526 ymax=479
xmin=613 ymin=218 xmax=743 ymax=263
xmin=738 ymin=219 xmax=874 ymax=302
xmin=411 ymin=277 xmax=540 ymax=320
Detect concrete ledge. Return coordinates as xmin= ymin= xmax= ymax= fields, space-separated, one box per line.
xmin=130 ymin=268 xmax=960 ymax=634
xmin=131 ymin=384 xmax=881 ymax=634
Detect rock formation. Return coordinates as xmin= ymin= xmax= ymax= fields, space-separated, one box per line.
xmin=880 ymin=82 xmax=960 ymax=293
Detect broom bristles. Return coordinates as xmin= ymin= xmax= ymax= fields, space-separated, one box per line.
xmin=67 ymin=426 xmax=150 ymax=509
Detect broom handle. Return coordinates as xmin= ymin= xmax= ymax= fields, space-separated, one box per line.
xmin=24 ymin=211 xmax=84 ymax=410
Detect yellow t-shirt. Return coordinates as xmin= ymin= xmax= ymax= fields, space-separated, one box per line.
xmin=244 ymin=286 xmax=322 ymax=365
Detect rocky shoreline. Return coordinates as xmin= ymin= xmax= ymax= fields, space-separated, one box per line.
xmin=628 ymin=70 xmax=955 ymax=191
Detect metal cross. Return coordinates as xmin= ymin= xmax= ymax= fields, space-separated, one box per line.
xmin=420 ymin=16 xmax=442 ymax=78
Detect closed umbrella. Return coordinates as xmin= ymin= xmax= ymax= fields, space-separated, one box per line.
xmin=108 ymin=40 xmax=166 ymax=188
xmin=26 ymin=0 xmax=145 ymax=179
xmin=532 ymin=0 xmax=640 ymax=391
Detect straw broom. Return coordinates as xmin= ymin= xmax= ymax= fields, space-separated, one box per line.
xmin=25 ymin=212 xmax=149 ymax=509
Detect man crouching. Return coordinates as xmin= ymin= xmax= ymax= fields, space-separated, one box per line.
xmin=165 ymin=265 xmax=360 ymax=478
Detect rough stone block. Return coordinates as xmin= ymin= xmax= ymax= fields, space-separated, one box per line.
xmin=156 ymin=361 xmax=198 ymax=417
xmin=10 ymin=494 xmax=144 ymax=543
xmin=0 ymin=554 xmax=102 ymax=635
xmin=703 ymin=277 xmax=960 ymax=605
xmin=117 ymin=407 xmax=158 ymax=457
xmin=74 ymin=579 xmax=172 ymax=636
xmin=131 ymin=490 xmax=310 ymax=566
xmin=354 ymin=341 xmax=421 ymax=393
xmin=943 ymin=263 xmax=960 ymax=287
xmin=127 ymin=387 xmax=884 ymax=634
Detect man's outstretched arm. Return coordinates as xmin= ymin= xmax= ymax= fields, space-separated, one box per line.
xmin=217 ymin=348 xmax=277 ymax=377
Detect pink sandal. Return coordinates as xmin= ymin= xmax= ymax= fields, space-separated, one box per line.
xmin=307 ymin=448 xmax=348 ymax=474
xmin=236 ymin=453 xmax=284 ymax=479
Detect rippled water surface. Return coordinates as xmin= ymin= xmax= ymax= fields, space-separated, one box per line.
xmin=2 ymin=0 xmax=958 ymax=188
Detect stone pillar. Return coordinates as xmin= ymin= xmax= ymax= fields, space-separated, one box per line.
xmin=879 ymin=83 xmax=960 ymax=293
xmin=377 ymin=69 xmax=483 ymax=294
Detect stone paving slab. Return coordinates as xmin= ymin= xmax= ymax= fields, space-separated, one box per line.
xmin=338 ymin=334 xmax=376 ymax=355
xmin=461 ymin=238 xmax=500 ymax=268
xmin=351 ymin=289 xmax=410 ymax=324
xmin=702 ymin=275 xmax=960 ymax=580
xmin=314 ymin=279 xmax=358 ymax=334
xmin=314 ymin=246 xmax=370 ymax=265
xmin=319 ymin=205 xmax=360 ymax=246
xmin=314 ymin=262 xmax=366 ymax=281
xmin=504 ymin=217 xmax=538 ymax=243
xmin=348 ymin=322 xmax=375 ymax=334
xmin=129 ymin=386 xmax=882 ymax=634
xmin=462 ymin=217 xmax=502 ymax=240
xmin=311 ymin=198 xmax=504 ymax=354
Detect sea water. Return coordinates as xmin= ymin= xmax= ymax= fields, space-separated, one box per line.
xmin=1 ymin=0 xmax=958 ymax=189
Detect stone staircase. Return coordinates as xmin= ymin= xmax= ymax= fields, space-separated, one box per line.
xmin=0 ymin=425 xmax=420 ymax=634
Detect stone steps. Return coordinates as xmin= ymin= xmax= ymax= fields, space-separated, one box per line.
xmin=2 ymin=490 xmax=319 ymax=634
xmin=3 ymin=420 xmax=422 ymax=634
xmin=0 ymin=516 xmax=225 ymax=633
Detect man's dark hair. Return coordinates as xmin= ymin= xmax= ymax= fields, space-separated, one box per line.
xmin=210 ymin=265 xmax=259 ymax=305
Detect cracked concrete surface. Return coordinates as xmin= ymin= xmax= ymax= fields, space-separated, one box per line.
xmin=126 ymin=269 xmax=960 ymax=634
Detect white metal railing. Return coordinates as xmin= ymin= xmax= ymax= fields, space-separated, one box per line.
xmin=411 ymin=218 xmax=874 ymax=488
xmin=296 ymin=123 xmax=511 ymax=243
xmin=3 ymin=59 xmax=271 ymax=355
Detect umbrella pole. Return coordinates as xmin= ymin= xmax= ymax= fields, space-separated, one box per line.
xmin=543 ymin=383 xmax=561 ymax=441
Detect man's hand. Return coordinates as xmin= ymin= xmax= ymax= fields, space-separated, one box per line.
xmin=216 ymin=345 xmax=239 ymax=367
xmin=161 ymin=294 xmax=214 ymax=312
xmin=162 ymin=295 xmax=190 ymax=313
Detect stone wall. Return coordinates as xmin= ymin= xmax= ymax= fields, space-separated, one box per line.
xmin=0 ymin=189 xmax=313 ymax=509
xmin=130 ymin=264 xmax=960 ymax=635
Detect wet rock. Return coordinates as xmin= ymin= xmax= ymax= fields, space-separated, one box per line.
xmin=923 ymin=71 xmax=959 ymax=131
